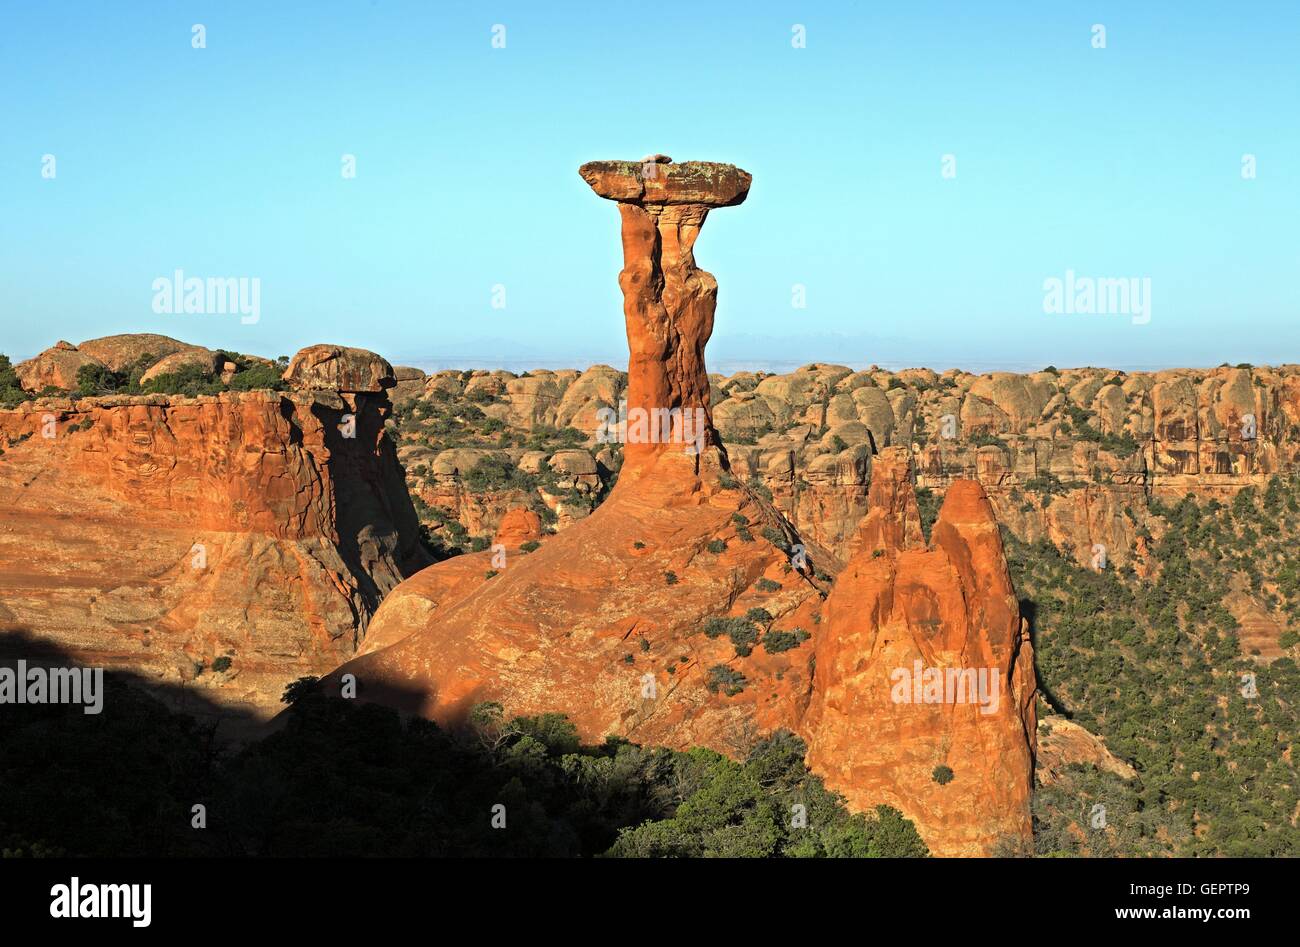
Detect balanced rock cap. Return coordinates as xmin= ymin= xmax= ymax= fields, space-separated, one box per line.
xmin=579 ymin=157 xmax=751 ymax=207
xmin=282 ymin=344 xmax=396 ymax=393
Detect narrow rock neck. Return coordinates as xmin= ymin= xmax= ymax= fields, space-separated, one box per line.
xmin=616 ymin=201 xmax=718 ymax=475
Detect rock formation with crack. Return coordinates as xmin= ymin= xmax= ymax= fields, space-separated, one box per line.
xmin=324 ymin=159 xmax=1037 ymax=855
xmin=0 ymin=345 xmax=428 ymax=729
xmin=577 ymin=157 xmax=750 ymax=480
xmin=805 ymin=446 xmax=1037 ymax=855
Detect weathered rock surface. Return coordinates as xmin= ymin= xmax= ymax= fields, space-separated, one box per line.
xmin=578 ymin=158 xmax=752 ymax=207
xmin=804 ymin=449 xmax=1037 ymax=856
xmin=15 ymin=341 xmax=104 ymax=392
xmin=1036 ymin=716 xmax=1137 ymax=785
xmin=324 ymin=160 xmax=1035 ymax=855
xmin=75 ymin=333 xmax=199 ymax=371
xmin=139 ymin=347 xmax=223 ymax=383
xmin=283 ymin=344 xmax=396 ymax=393
xmin=0 ymin=355 xmax=428 ymax=724
xmin=492 ymin=507 xmax=543 ymax=549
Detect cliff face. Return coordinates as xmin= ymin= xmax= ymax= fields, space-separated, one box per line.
xmin=805 ymin=448 xmax=1036 ymax=856
xmin=324 ymin=159 xmax=1037 ymax=855
xmin=0 ymin=356 xmax=428 ymax=724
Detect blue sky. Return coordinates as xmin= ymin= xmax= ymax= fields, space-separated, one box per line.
xmin=2 ymin=1 xmax=1297 ymax=371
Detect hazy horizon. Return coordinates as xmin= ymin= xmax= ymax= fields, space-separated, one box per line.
xmin=4 ymin=0 xmax=1297 ymax=371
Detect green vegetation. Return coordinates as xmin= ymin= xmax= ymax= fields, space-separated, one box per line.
xmin=464 ymin=456 xmax=533 ymax=492
xmin=706 ymin=665 xmax=747 ymax=696
xmin=761 ymin=525 xmax=790 ymax=551
xmin=72 ymin=351 xmax=288 ymax=398
xmin=0 ymin=675 xmax=925 ymax=857
xmin=607 ymin=731 xmax=928 ymax=857
xmin=931 ymin=765 xmax=954 ymax=785
xmin=1058 ymin=405 xmax=1140 ymax=459
xmin=914 ymin=486 xmax=941 ymax=541
xmin=761 ymin=628 xmax=810 ymax=654
xmin=755 ymin=578 xmax=782 ymax=593
xmin=703 ymin=617 xmax=760 ymax=657
xmin=1009 ymin=478 xmax=1300 ymax=856
xmin=1023 ymin=471 xmax=1088 ymax=498
xmin=0 ymin=355 xmax=32 ymax=408
xmin=969 ymin=433 xmax=1010 ymax=451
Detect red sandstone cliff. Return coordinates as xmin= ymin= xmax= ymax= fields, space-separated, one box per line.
xmin=0 ymin=346 xmax=428 ymax=724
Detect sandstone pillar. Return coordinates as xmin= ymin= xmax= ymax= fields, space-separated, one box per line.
xmin=579 ymin=157 xmax=751 ymax=477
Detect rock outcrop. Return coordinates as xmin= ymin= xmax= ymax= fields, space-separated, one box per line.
xmin=15 ymin=341 xmax=104 ymax=392
xmin=324 ymin=160 xmax=1035 ymax=855
xmin=139 ymin=347 xmax=223 ymax=384
xmin=75 ymin=333 xmax=200 ymax=371
xmin=283 ymin=344 xmax=396 ymax=393
xmin=1036 ymin=716 xmax=1136 ymax=786
xmin=0 ymin=346 xmax=428 ymax=724
xmin=492 ymin=507 xmax=544 ymax=549
xmin=804 ymin=448 xmax=1037 ymax=856
xmin=578 ymin=157 xmax=750 ymax=480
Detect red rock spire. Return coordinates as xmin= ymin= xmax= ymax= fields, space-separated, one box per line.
xmin=579 ymin=157 xmax=751 ymax=477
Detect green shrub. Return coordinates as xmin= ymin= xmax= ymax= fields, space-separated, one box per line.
xmin=762 ymin=628 xmax=810 ymax=654
xmin=706 ymin=665 xmax=747 ymax=696
xmin=703 ymin=617 xmax=760 ymax=657
xmin=761 ymin=526 xmax=789 ymax=551
xmin=464 ymin=456 xmax=534 ymax=492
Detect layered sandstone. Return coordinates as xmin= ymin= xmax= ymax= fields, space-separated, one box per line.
xmin=0 ymin=347 xmax=428 ymax=724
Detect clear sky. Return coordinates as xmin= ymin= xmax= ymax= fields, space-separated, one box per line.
xmin=2 ymin=1 xmax=1297 ymax=372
